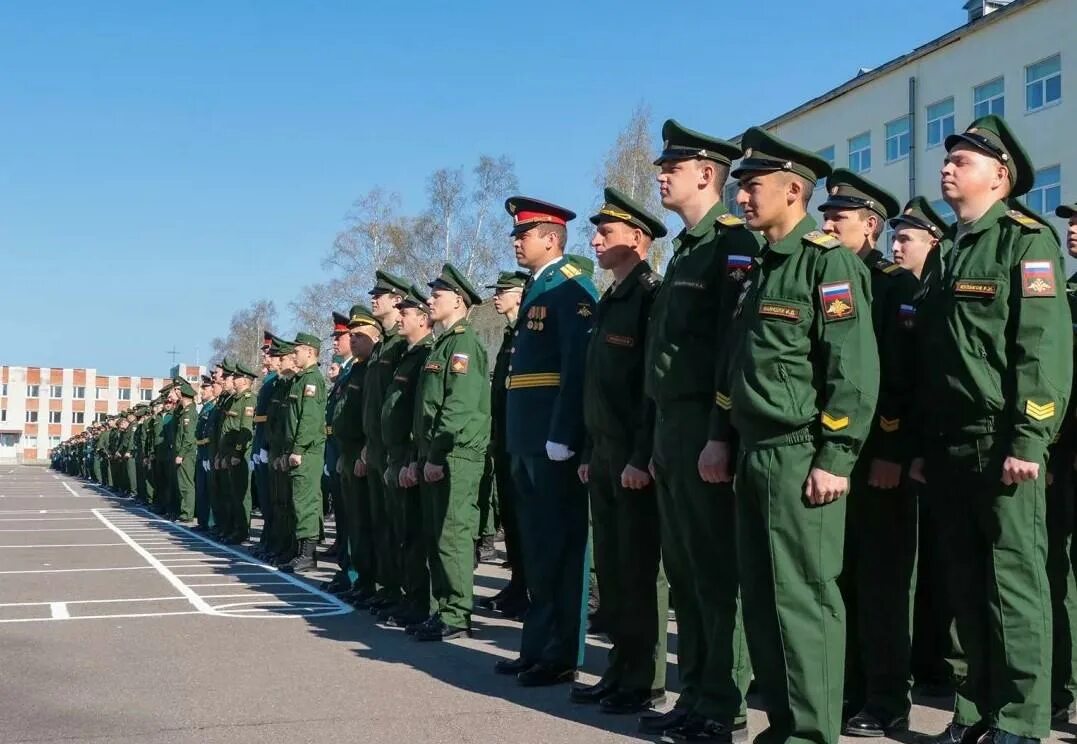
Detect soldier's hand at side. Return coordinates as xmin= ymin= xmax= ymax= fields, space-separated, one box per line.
xmin=335 ymin=460 xmax=343 ymax=475
xmin=288 ymin=453 xmax=302 ymax=468
xmin=698 ymin=441 xmax=732 ymax=484
xmin=1001 ymin=456 xmax=1039 ymax=485
xmin=804 ymin=467 xmax=847 ymax=505
xmin=230 ymin=457 xmax=240 ymax=466
xmin=867 ymin=459 xmax=902 ymax=490
xmin=424 ymin=462 xmax=445 ymax=483
xmin=577 ymin=464 xmax=589 ymax=484
xmin=174 ymin=456 xmax=182 ymax=465
xmin=621 ymin=464 xmax=652 ymax=490
xmin=545 ymin=441 xmax=574 ymax=462
xmin=909 ymin=457 xmax=927 ymax=484
xmin=354 ymin=459 xmax=367 ymax=478
xmin=403 ymin=463 xmax=419 ymax=488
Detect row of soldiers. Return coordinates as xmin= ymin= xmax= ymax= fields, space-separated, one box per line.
xmin=53 ymin=110 xmax=1077 ymax=744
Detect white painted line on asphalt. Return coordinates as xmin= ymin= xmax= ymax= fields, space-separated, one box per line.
xmin=0 ymin=517 xmax=100 ymax=522
xmin=0 ymin=596 xmax=186 ymax=608
xmin=49 ymin=602 xmax=70 ymax=619
xmin=0 ymin=528 xmax=111 ymax=532
xmin=170 ymin=572 xmax=272 ymax=578
xmin=0 ymin=566 xmax=156 ymax=575
xmin=0 ymin=611 xmax=203 ymax=624
xmin=0 ymin=543 xmax=126 ymax=548
xmin=184 ymin=581 xmax=291 ymax=587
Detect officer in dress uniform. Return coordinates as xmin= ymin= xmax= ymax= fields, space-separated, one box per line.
xmin=495 ymin=196 xmax=598 ymax=686
xmin=194 ymin=376 xmax=216 ymax=531
xmin=251 ymin=335 xmax=278 ymax=558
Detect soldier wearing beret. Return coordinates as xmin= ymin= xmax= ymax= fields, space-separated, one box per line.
xmin=362 ymin=271 xmax=412 ymax=615
xmin=477 ymin=270 xmax=531 ymax=619
xmin=641 ymin=120 xmax=761 ymax=740
xmin=496 ymin=196 xmax=598 ymax=685
xmin=915 ymin=116 xmax=1072 ymax=744
xmin=817 ymin=170 xmax=920 ymax=736
xmin=714 ymin=126 xmax=880 ymax=744
xmin=171 ymin=379 xmax=198 ymax=524
xmin=281 ymin=332 xmax=328 ymax=573
xmin=409 ymin=263 xmax=490 ymax=640
xmin=570 ymin=187 xmax=669 ymax=716
xmin=194 ymin=376 xmax=217 ymax=531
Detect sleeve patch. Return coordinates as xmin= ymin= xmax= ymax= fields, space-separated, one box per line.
xmin=303 ymin=384 xmax=317 ymax=397
xmin=1026 ymin=400 xmax=1056 ymax=421
xmin=244 ymin=406 xmax=254 ymax=416
xmin=821 ymin=412 xmax=850 ymax=431
xmin=577 ymin=303 xmax=593 ymax=318
xmin=1021 ymin=260 xmax=1056 ymax=297
xmin=450 ymin=354 xmax=470 ymax=374
xmin=819 ymin=281 xmax=856 ymax=321
xmin=726 ymin=255 xmax=753 ymax=281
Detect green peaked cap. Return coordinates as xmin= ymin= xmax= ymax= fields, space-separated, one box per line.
xmin=485 ymin=270 xmax=529 ymax=290
xmin=347 ymin=303 xmax=377 ymax=328
xmin=369 ymin=270 xmax=411 ymax=297
xmin=293 ymin=331 xmax=322 ymax=351
xmin=889 ymin=196 xmax=950 ymax=239
xmin=590 ymin=186 xmax=668 ymax=238
xmin=234 ymin=362 xmax=258 ymax=379
xmin=945 ymin=114 xmax=1034 ymax=198
xmin=1055 ymin=202 xmax=1077 ymax=219
xmin=732 ymin=126 xmax=833 ymax=184
xmin=396 ymin=283 xmax=431 ymax=311
xmin=653 ymin=119 xmax=742 ymax=167
xmin=819 ymin=168 xmax=900 ymax=221
xmin=428 ymin=262 xmax=482 ymax=306
xmin=177 ymin=379 xmax=197 ymax=399
xmin=268 ymin=335 xmax=296 ymax=357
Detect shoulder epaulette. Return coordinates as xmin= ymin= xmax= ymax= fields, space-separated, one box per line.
xmin=560 ymin=263 xmax=583 ymax=279
xmin=803 ymin=230 xmax=841 ymax=250
xmin=1006 ymin=209 xmax=1044 ymax=231
xmin=716 ymin=213 xmax=745 ymax=228
xmin=874 ymin=258 xmax=906 ymax=275
xmin=451 ymin=324 xmax=466 ymax=334
xmin=639 ymin=271 xmax=662 ymax=291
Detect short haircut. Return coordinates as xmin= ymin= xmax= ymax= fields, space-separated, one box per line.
xmin=857 ymin=208 xmax=885 ymax=240
xmin=700 ymin=160 xmax=730 ymax=193
xmin=535 ymin=223 xmax=567 ymax=250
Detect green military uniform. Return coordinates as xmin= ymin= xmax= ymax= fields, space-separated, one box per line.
xmin=716 ymin=128 xmax=880 ymax=744
xmin=579 ymin=188 xmax=669 ymax=708
xmin=222 ymin=364 xmax=257 ymax=541
xmin=195 ymin=381 xmax=216 ymax=529
xmin=282 ymin=332 xmax=327 ymax=572
xmin=413 ymin=264 xmax=491 ymax=638
xmin=916 ymin=117 xmax=1072 ymax=741
xmin=363 ymin=271 xmax=412 ymax=608
xmin=645 ymin=122 xmax=759 ymax=729
xmin=815 ymin=171 xmax=920 ymax=732
xmin=172 ymin=382 xmax=198 ymax=522
xmin=121 ymin=415 xmax=137 ymax=496
xmin=265 ymin=338 xmax=297 ymax=563
xmin=381 ymin=290 xmax=435 ymax=624
xmin=133 ymin=411 xmax=149 ymax=502
xmin=210 ymin=362 xmax=235 ymax=535
xmin=142 ymin=408 xmax=158 ymax=504
xmin=153 ymin=399 xmax=174 ymax=513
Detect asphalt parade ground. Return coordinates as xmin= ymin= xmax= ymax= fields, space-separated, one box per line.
xmin=0 ymin=465 xmax=1071 ymax=744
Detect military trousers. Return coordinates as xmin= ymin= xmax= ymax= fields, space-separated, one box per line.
xmin=841 ymin=458 xmax=918 ymax=718
xmin=143 ymin=459 xmax=155 ymax=503
xmin=175 ymin=458 xmax=196 ymax=522
xmin=654 ymin=401 xmax=750 ymax=723
xmin=268 ymin=462 xmax=295 ymax=558
xmin=194 ymin=452 xmax=211 ymax=528
xmin=493 ymin=443 xmax=525 ymax=593
xmin=420 ymin=452 xmax=482 ymax=629
xmin=476 ymin=450 xmax=499 ymax=540
xmin=135 ymin=460 xmax=148 ymax=501
xmin=253 ymin=460 xmax=272 ymax=545
xmin=511 ymin=452 xmax=590 ymax=668
xmin=229 ymin=458 xmax=252 ymax=539
xmin=340 ymin=445 xmax=376 ymax=588
xmin=736 ymin=438 xmax=846 ymax=744
xmin=290 ymin=452 xmax=323 ymax=541
xmin=1046 ymin=446 xmax=1077 ymax=713
xmin=211 ymin=464 xmax=232 ymax=532
xmin=911 ymin=481 xmax=960 ymax=689
xmin=154 ymin=456 xmax=171 ymax=509
xmin=926 ymin=433 xmax=1051 ymax=739
xmin=369 ymin=455 xmax=402 ymax=598
xmin=588 ymin=436 xmax=669 ymax=692
xmin=125 ymin=457 xmax=137 ymax=496
xmin=403 ymin=476 xmax=433 ymax=618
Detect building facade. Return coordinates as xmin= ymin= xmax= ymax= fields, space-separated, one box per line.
xmin=727 ymin=0 xmax=1072 ymax=260
xmin=0 ymin=364 xmax=201 ymax=463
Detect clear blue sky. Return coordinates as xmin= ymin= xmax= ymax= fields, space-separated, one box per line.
xmin=0 ymin=0 xmax=962 ymax=376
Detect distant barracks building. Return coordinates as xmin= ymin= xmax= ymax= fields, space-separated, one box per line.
xmin=730 ymin=0 xmax=1073 ymax=257
xmin=0 ymin=364 xmax=202 ymax=462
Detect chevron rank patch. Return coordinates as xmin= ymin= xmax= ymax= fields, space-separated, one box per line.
xmin=715 ymin=392 xmax=731 ymax=410
xmin=878 ymin=417 xmax=900 ymax=432
xmin=450 ymin=354 xmax=469 ymax=374
xmin=1021 ymin=260 xmax=1056 ymax=297
xmin=303 ymin=384 xmax=317 ymax=398
xmin=821 ymin=412 xmax=849 ymax=431
xmin=819 ymin=281 xmax=855 ymax=321
xmin=1026 ymin=400 xmax=1056 ymax=421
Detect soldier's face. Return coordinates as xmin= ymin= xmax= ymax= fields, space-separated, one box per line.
xmin=513 ymin=227 xmax=556 ymax=270
xmin=332 ymin=332 xmax=350 ymax=356
xmin=350 ymin=326 xmax=378 ymax=359
xmin=591 ymin=220 xmax=643 ymax=271
xmin=892 ymin=227 xmax=937 ymax=275
xmin=223 ymin=376 xmax=235 ymax=394
xmin=371 ymin=292 xmax=400 ymax=319
xmin=492 ymin=288 xmax=521 ymax=317
xmin=1067 ymin=217 xmax=1077 ymax=257
xmin=657 ymin=159 xmax=702 ymax=210
xmin=200 ymin=386 xmax=214 ymax=401
xmin=212 ymin=367 xmax=223 ymax=383
xmin=328 ymin=362 xmax=340 ymax=381
xmin=941 ymin=145 xmax=1008 ymax=203
xmin=398 ymin=307 xmax=429 ymax=338
xmin=428 ymin=288 xmax=464 ymax=322
xmin=736 ymin=172 xmax=789 ymax=230
xmin=821 ymin=209 xmax=874 ymax=252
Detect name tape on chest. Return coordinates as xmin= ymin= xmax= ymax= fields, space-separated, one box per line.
xmin=758 ymin=302 xmax=800 ymax=321
xmin=953 ymin=280 xmax=998 ymax=298
xmin=604 ymin=333 xmax=635 ymax=347
xmin=818 ymin=281 xmax=856 ymax=321
xmin=424 ymin=362 xmax=443 ymax=373
xmin=1021 ymin=260 xmax=1056 ymax=298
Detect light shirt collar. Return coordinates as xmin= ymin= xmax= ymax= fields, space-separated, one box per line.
xmin=531 ymin=255 xmax=563 ymax=282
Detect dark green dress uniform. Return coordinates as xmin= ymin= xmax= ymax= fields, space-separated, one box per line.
xmin=413 ymin=264 xmax=491 ymax=637
xmin=210 ymin=364 xmax=235 ymax=533
xmin=503 ymin=197 xmax=598 ymax=675
xmin=816 ymin=171 xmax=920 ymax=732
xmin=223 ymin=365 xmax=256 ymax=541
xmin=382 ymin=306 xmax=435 ymax=624
xmin=252 ymin=363 xmax=277 ymax=550
xmin=172 ymin=385 xmax=198 ymax=523
xmin=141 ymin=412 xmax=156 ymax=503
xmin=195 ymin=385 xmax=215 ymax=529
xmin=716 ymin=129 xmax=880 ymax=744
xmin=646 ymin=122 xmax=760 ymax=730
xmin=122 ymin=418 xmax=137 ymax=496
xmin=580 ymin=188 xmax=669 ymax=706
xmin=917 ymin=117 xmax=1072 ymax=741
xmin=132 ymin=415 xmax=148 ymax=501
xmin=153 ymin=407 xmax=173 ymax=512
xmin=266 ymin=339 xmax=296 ymax=562
xmin=283 ymin=334 xmax=328 ymax=570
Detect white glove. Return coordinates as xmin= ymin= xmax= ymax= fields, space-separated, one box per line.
xmin=545 ymin=441 xmax=574 ymax=462
xmin=249 ymin=458 xmax=256 ymax=470
xmin=323 ymin=465 xmax=330 ymax=477
xmin=201 ymin=459 xmax=210 ymax=473
xmin=258 ymin=448 xmax=269 ymax=464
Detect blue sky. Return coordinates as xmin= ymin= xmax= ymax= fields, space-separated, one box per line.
xmin=0 ymin=0 xmax=963 ymax=375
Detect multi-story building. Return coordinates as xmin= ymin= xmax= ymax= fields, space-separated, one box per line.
xmin=0 ymin=363 xmax=202 ymax=463
xmin=731 ymin=0 xmax=1072 ymax=260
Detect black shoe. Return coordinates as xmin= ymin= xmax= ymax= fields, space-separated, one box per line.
xmin=323 ymin=572 xmax=351 ymax=594
xmin=405 ymin=615 xmax=438 ymax=636
xmin=569 ymin=677 xmax=617 ymax=704
xmin=844 ymin=708 xmax=910 ymax=738
xmin=917 ymin=721 xmax=988 ymax=744
xmin=975 ymin=728 xmax=1040 ymax=744
xmin=1053 ymin=702 xmax=1077 ymax=723
xmin=385 ymin=611 xmax=429 ymax=629
xmin=377 ymin=603 xmax=405 ymax=622
xmin=587 ymin=611 xmax=611 ymax=635
xmin=497 ymin=597 xmax=530 ymax=620
xmin=280 ymin=538 xmax=317 ymax=573
xmin=600 ymin=688 xmax=665 ymax=715
xmin=346 ymin=588 xmax=378 ymax=608
xmin=660 ymin=715 xmax=748 ymax=743
xmin=639 ymin=707 xmax=691 ymax=735
xmin=415 ymin=618 xmax=470 ymax=641
xmin=323 ymin=542 xmax=340 ymax=558
xmin=478 ymin=536 xmax=498 ymax=563
xmin=494 ymin=656 xmax=535 ymax=676
xmin=517 ymin=663 xmax=576 ymax=687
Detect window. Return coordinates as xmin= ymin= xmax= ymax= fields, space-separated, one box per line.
xmin=1025 ymin=165 xmax=1062 ymax=215
xmin=94 ymin=412 xmax=108 ymax=423
xmin=26 ymin=384 xmax=40 ymax=397
xmin=848 ymin=133 xmax=871 ymax=173
xmin=118 ymin=388 xmax=131 ymax=401
xmin=1026 ymin=55 xmax=1061 ymax=112
xmin=815 ymin=145 xmax=835 ymax=189
xmin=48 ymin=411 xmax=62 ymax=424
xmin=1 ymin=383 xmax=6 ymax=396
xmin=25 ymin=410 xmax=38 ymax=423
xmin=24 ymin=436 xmax=37 ymax=449
xmin=723 ymin=183 xmax=744 ymax=217
xmin=926 ymin=98 xmax=955 ymax=149
xmin=49 ymin=436 xmax=61 ymax=449
xmin=95 ymin=387 xmax=107 ymax=399
xmin=73 ymin=386 xmax=85 ymax=399
xmin=0 ymin=409 xmax=5 ymax=423
xmin=974 ymin=78 xmax=1005 ymax=118
xmin=72 ymin=412 xmax=85 ymax=424
xmin=885 ymin=117 xmax=911 ymax=163
xmin=140 ymin=389 xmax=153 ymax=402
xmin=49 ymin=385 xmax=63 ymax=398
xmin=931 ymin=199 xmax=956 ymax=225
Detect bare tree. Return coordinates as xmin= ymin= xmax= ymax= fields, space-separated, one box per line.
xmin=209 ymin=299 xmax=278 ymax=371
